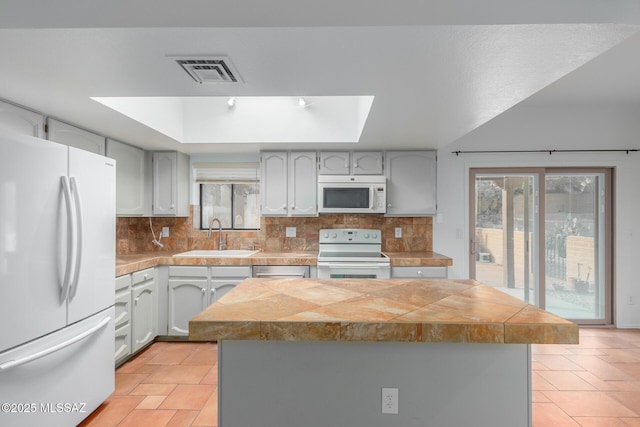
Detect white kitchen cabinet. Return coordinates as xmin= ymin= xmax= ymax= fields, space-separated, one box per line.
xmin=0 ymin=99 xmax=45 ymax=137
xmin=46 ymin=118 xmax=105 ymax=155
xmin=261 ymin=151 xmax=317 ymax=216
xmin=385 ymin=151 xmax=437 ymax=216
xmin=168 ymin=267 xmax=209 ymax=337
xmin=319 ymin=151 xmax=383 ymax=175
xmin=167 ymin=266 xmax=251 ymax=337
xmin=260 ymin=151 xmax=288 ymax=215
xmin=114 ymin=275 xmax=132 ymax=365
xmin=288 ymin=151 xmax=317 ymax=216
xmin=152 ymin=151 xmax=190 ymax=216
xmin=106 ymin=139 xmax=146 ymax=216
xmin=319 ymin=151 xmax=350 ymax=175
xmin=351 ymin=151 xmax=383 ymax=175
xmin=131 ymin=268 xmax=157 ymax=352
xmin=391 ymin=266 xmax=448 ymax=279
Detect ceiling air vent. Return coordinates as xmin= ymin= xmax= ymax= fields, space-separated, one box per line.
xmin=175 ymin=56 xmax=243 ymax=84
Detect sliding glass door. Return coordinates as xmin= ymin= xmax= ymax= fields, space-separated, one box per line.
xmin=470 ymin=168 xmax=612 ymax=324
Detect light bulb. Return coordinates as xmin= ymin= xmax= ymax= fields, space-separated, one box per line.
xmin=298 ymin=97 xmax=307 ymax=107
xmin=227 ymin=97 xmax=236 ymax=107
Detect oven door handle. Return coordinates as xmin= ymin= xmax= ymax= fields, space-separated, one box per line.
xmin=318 ymin=262 xmax=390 ymax=269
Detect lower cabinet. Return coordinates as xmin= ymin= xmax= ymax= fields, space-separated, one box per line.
xmin=131 ymin=268 xmax=158 ymax=352
xmin=390 ymin=266 xmax=448 ymax=279
xmin=168 ymin=266 xmax=251 ymax=337
xmin=114 ymin=275 xmax=132 ymax=366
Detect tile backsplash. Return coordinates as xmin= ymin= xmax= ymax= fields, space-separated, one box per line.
xmin=116 ymin=206 xmax=432 ymax=255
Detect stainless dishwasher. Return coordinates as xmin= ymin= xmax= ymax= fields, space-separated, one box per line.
xmin=252 ymin=265 xmax=310 ymax=278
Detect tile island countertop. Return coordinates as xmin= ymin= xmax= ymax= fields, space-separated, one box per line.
xmin=189 ymin=277 xmax=578 ymax=345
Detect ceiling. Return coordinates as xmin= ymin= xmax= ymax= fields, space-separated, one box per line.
xmin=1 ymin=0 xmax=639 ymax=154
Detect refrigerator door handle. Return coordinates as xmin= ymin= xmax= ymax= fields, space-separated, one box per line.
xmin=0 ymin=316 xmax=111 ymax=372
xmin=60 ymin=176 xmax=75 ymax=302
xmin=69 ymin=177 xmax=83 ymax=300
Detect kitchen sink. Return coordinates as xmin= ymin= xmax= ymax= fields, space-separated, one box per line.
xmin=173 ymin=250 xmax=259 ymax=258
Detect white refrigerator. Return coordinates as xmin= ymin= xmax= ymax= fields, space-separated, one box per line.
xmin=0 ymin=132 xmax=116 ymax=426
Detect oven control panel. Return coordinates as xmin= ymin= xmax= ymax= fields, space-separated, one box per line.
xmin=319 ymin=228 xmax=381 ymax=244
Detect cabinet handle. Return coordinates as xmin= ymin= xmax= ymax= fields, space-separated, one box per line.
xmin=290 ymin=204 xmax=295 ymax=210
xmin=143 ymin=274 xmax=148 ymax=280
xmin=281 ymin=204 xmax=287 ymax=209
xmin=387 ymin=203 xmax=392 ymax=208
xmin=417 ymin=270 xmax=423 ymax=277
xmin=134 ymin=297 xmax=139 ymax=306
xmin=353 ymin=162 xmax=358 ymax=168
xmin=201 ymin=288 xmax=206 ymax=294
xmin=170 ymin=204 xmax=175 ymax=209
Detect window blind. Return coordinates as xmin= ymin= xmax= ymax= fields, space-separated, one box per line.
xmin=193 ymin=162 xmax=259 ymax=183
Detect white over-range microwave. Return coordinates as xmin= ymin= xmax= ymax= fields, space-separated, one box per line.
xmin=317 ymin=175 xmax=386 ymax=214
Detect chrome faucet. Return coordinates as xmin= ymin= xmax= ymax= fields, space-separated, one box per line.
xmin=207 ymin=217 xmax=225 ymax=250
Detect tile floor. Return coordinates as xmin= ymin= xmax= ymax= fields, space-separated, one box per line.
xmin=80 ymin=328 xmax=640 ymax=426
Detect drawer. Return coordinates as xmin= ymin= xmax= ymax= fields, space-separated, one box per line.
xmin=210 ymin=266 xmax=252 ymax=278
xmin=115 ymin=274 xmax=131 ymax=292
xmin=132 ymin=268 xmax=155 ymax=285
xmin=115 ymin=288 xmax=131 ymax=328
xmin=168 ymin=266 xmax=209 ymax=278
xmin=115 ymin=323 xmax=131 ymax=365
xmin=391 ymin=266 xmax=448 ymax=279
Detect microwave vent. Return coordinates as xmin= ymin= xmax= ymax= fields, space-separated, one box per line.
xmin=175 ymin=56 xmax=243 ymax=84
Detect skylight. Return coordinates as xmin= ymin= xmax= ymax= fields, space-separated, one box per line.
xmin=92 ymin=96 xmax=374 ymax=144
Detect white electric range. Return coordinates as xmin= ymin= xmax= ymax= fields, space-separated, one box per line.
xmin=317 ymin=228 xmax=390 ymax=279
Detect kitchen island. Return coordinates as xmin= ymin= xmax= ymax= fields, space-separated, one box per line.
xmin=189 ymin=278 xmax=577 ymax=427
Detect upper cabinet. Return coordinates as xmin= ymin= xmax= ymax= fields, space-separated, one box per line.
xmin=152 ymin=151 xmax=190 ymax=217
xmin=288 ymin=151 xmax=317 ymax=216
xmin=106 ymin=139 xmax=146 ymax=216
xmin=319 ymin=151 xmax=383 ymax=175
xmin=385 ymin=151 xmax=437 ymax=216
xmin=261 ymin=151 xmax=317 ymax=216
xmin=0 ymin=100 xmax=45 ymax=137
xmin=46 ymin=118 xmax=105 ymax=155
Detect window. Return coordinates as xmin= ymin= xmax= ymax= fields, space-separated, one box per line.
xmin=195 ymin=162 xmax=260 ymax=230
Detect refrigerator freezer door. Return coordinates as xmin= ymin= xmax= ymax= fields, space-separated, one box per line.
xmin=67 ymin=147 xmax=115 ymax=324
xmin=0 ymin=133 xmax=69 ymax=353
xmin=0 ymin=308 xmax=115 ymax=427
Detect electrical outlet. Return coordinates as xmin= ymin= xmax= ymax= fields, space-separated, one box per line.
xmin=381 ymin=387 xmax=398 ymax=414
xmin=162 ymin=227 xmax=170 ymax=237
xmin=286 ymin=227 xmax=297 ymax=238
xmin=395 ymin=227 xmax=402 ymax=238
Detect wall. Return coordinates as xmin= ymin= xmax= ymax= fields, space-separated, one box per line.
xmin=117 ymin=209 xmax=433 ymax=255
xmin=434 ymin=103 xmax=640 ymax=327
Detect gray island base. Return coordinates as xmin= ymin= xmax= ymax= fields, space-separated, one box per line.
xmin=219 ymin=340 xmax=530 ymax=427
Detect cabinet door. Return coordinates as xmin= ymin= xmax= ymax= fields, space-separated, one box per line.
xmin=288 ymin=151 xmax=317 ymax=216
xmin=167 ymin=278 xmax=209 ymax=336
xmin=209 ymin=279 xmax=244 ymax=305
xmin=0 ymin=100 xmax=45 ymax=137
xmin=131 ymin=280 xmax=157 ymax=352
xmin=152 ymin=152 xmax=178 ymax=215
xmin=46 ymin=118 xmax=105 ymax=155
xmin=107 ymin=139 xmax=146 ymax=216
xmin=385 ymin=151 xmax=437 ymax=216
xmin=352 ymin=151 xmax=383 ymax=175
xmin=260 ymin=152 xmax=288 ymax=216
xmin=319 ymin=151 xmax=350 ymax=175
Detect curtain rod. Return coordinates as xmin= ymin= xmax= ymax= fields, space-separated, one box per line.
xmin=452 ymin=149 xmax=639 ymax=156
